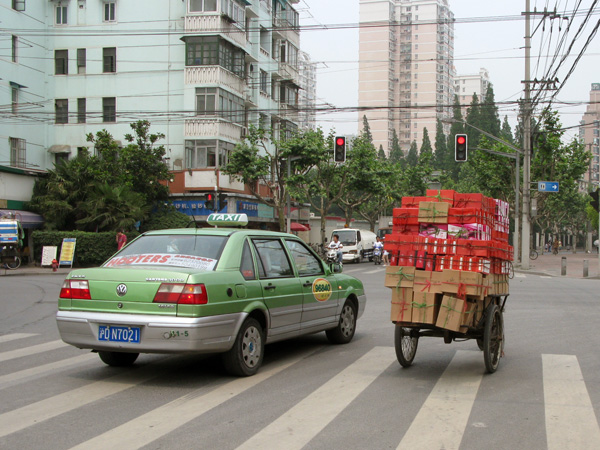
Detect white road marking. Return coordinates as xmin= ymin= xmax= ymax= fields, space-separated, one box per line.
xmin=514 ymin=273 xmax=526 ymax=278
xmin=397 ymin=350 xmax=484 ymax=450
xmin=543 ymin=354 xmax=600 ymax=450
xmin=363 ymin=268 xmax=381 ymax=274
xmin=237 ymin=346 xmax=393 ymax=450
xmin=0 ymin=353 xmax=98 ymax=391
xmin=0 ymin=362 xmax=173 ymax=439
xmin=0 ymin=333 xmax=38 ymax=343
xmin=541 ymin=276 xmax=552 ymax=279
xmin=0 ymin=340 xmax=68 ymax=363
xmin=71 ymin=348 xmax=319 ymax=450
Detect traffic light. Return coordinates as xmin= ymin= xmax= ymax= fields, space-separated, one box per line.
xmin=455 ymin=134 xmax=468 ymax=162
xmin=218 ymin=193 xmax=228 ymax=211
xmin=591 ymin=189 xmax=599 ymax=213
xmin=334 ymin=136 xmax=346 ymax=163
xmin=204 ymin=193 xmax=215 ymax=211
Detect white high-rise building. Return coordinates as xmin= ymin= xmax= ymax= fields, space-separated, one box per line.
xmin=454 ymin=68 xmax=490 ymax=117
xmin=1 ymin=0 xmax=311 ymax=229
xmin=359 ymin=0 xmax=455 ymax=154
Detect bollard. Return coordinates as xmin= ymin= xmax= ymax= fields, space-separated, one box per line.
xmin=583 ymin=259 xmax=588 ymax=278
xmin=561 ymin=257 xmax=567 ymax=276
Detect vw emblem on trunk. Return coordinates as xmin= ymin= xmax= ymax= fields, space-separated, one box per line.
xmin=116 ymin=283 xmax=127 ymax=296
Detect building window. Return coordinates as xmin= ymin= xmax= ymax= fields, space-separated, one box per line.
xmin=103 ymin=47 xmax=116 ymax=73
xmin=56 ymin=5 xmax=68 ymax=25
xmin=195 ymin=87 xmax=244 ymax=124
xmin=103 ymin=2 xmax=116 ymax=22
xmin=12 ymin=0 xmax=25 ymax=11
xmin=11 ymin=36 xmax=18 ymax=62
xmin=9 ymin=137 xmax=26 ymax=168
xmin=55 ymin=99 xmax=68 ymax=124
xmin=77 ymin=98 xmax=86 ymax=123
xmin=260 ymin=70 xmax=268 ymax=94
xmin=55 ymin=153 xmax=69 ymax=166
xmin=185 ymin=140 xmax=233 ymax=169
xmin=103 ymin=97 xmax=116 ymax=122
xmin=77 ymin=48 xmax=86 ymax=74
xmin=11 ymin=87 xmax=18 ymax=114
xmin=195 ymin=88 xmax=216 ymax=115
xmin=185 ymin=37 xmax=244 ymax=77
xmin=189 ymin=0 xmax=217 ymax=13
xmin=55 ymin=50 xmax=68 ymax=75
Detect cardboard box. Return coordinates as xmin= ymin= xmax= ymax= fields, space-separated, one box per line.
xmin=413 ymin=270 xmax=444 ymax=294
xmin=426 ymin=189 xmax=456 ymax=205
xmin=411 ymin=292 xmax=440 ymax=324
xmin=391 ymin=288 xmax=413 ymax=322
xmin=438 ymin=269 xmax=489 ymax=299
xmin=385 ymin=266 xmax=416 ymax=288
xmin=436 ymin=295 xmax=476 ymax=332
xmin=418 ymin=201 xmax=449 ymax=224
xmin=489 ymin=273 xmax=509 ymax=295
xmin=402 ymin=196 xmax=432 ymax=208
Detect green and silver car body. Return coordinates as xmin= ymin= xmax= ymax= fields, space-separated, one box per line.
xmin=56 ymin=227 xmax=366 ymax=373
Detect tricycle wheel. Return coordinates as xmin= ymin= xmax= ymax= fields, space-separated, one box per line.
xmin=476 ymin=338 xmax=484 ymax=351
xmin=483 ymin=304 xmax=504 ymax=373
xmin=394 ymin=326 xmax=418 ymax=367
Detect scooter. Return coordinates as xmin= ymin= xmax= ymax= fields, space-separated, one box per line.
xmin=373 ymin=247 xmax=382 ymax=265
xmin=326 ymin=248 xmax=341 ymax=265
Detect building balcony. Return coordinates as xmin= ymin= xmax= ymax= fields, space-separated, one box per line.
xmin=184 ymin=15 xmax=246 ymax=48
xmin=184 ymin=118 xmax=245 ymax=141
xmin=184 ymin=66 xmax=245 ymax=97
xmin=275 ymin=62 xmax=299 ymax=83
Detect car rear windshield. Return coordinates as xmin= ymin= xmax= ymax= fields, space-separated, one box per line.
xmin=103 ymin=234 xmax=227 ymax=271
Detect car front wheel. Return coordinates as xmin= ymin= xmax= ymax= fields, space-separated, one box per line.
xmin=222 ymin=317 xmax=265 ymax=377
xmin=98 ymin=351 xmax=139 ymax=367
xmin=326 ymin=300 xmax=357 ymax=344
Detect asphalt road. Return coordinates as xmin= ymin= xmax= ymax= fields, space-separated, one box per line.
xmin=0 ymin=268 xmax=599 ymax=449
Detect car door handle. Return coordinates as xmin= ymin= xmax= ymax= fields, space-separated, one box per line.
xmin=264 ymin=285 xmax=276 ymax=290
xmin=303 ymin=281 xmax=313 ymax=287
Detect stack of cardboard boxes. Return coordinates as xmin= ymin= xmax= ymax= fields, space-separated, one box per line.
xmin=384 ymin=190 xmax=512 ymax=333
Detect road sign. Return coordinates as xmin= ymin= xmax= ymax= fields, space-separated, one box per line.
xmin=538 ymin=181 xmax=559 ymax=192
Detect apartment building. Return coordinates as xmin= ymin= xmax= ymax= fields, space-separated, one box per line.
xmin=579 ymin=83 xmax=600 ymax=190
xmin=297 ymin=50 xmax=317 ymax=130
xmin=358 ymin=0 xmax=455 ymax=155
xmin=1 ymin=0 xmax=311 ymax=229
xmin=454 ymin=68 xmax=490 ymax=117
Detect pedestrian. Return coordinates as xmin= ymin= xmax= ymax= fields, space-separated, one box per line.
xmin=552 ymin=240 xmax=559 ymax=255
xmin=116 ymin=229 xmax=127 ymax=250
xmin=594 ymin=239 xmax=599 ymax=254
xmin=382 ymin=249 xmax=390 ymax=266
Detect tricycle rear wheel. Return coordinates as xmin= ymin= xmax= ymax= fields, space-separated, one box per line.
xmin=483 ymin=304 xmax=504 ymax=373
xmin=395 ymin=326 xmax=419 ymax=367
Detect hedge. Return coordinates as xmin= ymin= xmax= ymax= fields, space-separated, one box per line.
xmin=32 ymin=230 xmax=139 ymax=267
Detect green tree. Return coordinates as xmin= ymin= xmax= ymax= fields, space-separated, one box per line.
xmin=500 ymin=116 xmax=514 ymax=143
xmin=420 ymin=127 xmax=432 ymax=154
xmin=434 ymin=119 xmax=448 ymax=169
xmin=406 ymin=141 xmax=418 ymax=167
xmin=479 ymin=84 xmax=501 ymax=138
xmin=362 ymin=115 xmax=373 ymax=144
xmin=378 ymin=145 xmax=386 ymax=160
xmin=389 ymin=129 xmax=404 ymax=164
xmin=466 ymin=93 xmax=482 ymax=147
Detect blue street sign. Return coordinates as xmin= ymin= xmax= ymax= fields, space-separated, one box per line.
xmin=538 ymin=181 xmax=559 ymax=192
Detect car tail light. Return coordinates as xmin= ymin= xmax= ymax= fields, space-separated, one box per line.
xmin=153 ymin=283 xmax=208 ymax=305
xmin=60 ymin=280 xmax=91 ymax=300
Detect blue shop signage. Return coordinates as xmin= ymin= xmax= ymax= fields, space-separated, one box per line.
xmin=173 ymin=200 xmax=226 ymax=215
xmin=238 ymin=201 xmax=259 ymax=217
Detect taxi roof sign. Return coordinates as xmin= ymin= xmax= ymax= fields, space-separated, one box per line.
xmin=207 ymin=213 xmax=249 ymax=227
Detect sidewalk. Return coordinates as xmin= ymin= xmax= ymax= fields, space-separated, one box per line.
xmin=0 ymin=265 xmax=72 ymax=277
xmin=514 ymin=250 xmax=600 ymax=279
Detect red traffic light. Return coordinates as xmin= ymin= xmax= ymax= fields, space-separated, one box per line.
xmin=336 ymin=137 xmax=345 ymax=146
xmin=457 ymin=136 xmax=466 ymax=145
xmin=207 ymin=193 xmax=213 ymax=200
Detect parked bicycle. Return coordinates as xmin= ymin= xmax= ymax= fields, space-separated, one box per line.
xmin=529 ymin=249 xmax=538 ymax=260
xmin=2 ymin=255 xmax=21 ymax=270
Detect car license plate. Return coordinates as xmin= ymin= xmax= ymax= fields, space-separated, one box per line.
xmin=98 ymin=325 xmax=140 ymax=343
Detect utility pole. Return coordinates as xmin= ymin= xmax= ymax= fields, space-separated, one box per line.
xmin=521 ymin=0 xmax=532 ymax=269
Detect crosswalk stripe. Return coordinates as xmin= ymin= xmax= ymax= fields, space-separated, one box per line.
xmin=363 ymin=268 xmax=381 ymax=274
xmin=237 ymin=346 xmax=393 ymax=450
xmin=0 ymin=339 xmax=68 ymax=363
xmin=0 ymin=333 xmax=38 ymax=343
xmin=543 ymin=354 xmax=600 ymax=450
xmin=0 ymin=359 xmax=174 ymax=439
xmin=70 ymin=347 xmax=320 ymax=450
xmin=397 ymin=350 xmax=483 ymax=450
xmin=0 ymin=353 xmax=97 ymax=391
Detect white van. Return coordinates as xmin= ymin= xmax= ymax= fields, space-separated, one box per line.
xmin=330 ymin=228 xmax=377 ymax=263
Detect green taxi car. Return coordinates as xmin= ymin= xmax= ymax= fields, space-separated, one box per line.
xmin=56 ymin=216 xmax=366 ymax=376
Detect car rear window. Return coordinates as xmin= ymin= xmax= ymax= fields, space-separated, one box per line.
xmin=103 ymin=234 xmax=227 ymax=270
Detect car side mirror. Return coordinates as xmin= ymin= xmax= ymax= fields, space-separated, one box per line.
xmin=330 ymin=262 xmax=343 ymax=273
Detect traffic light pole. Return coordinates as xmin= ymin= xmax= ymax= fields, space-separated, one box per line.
xmin=521 ymin=0 xmax=532 ymax=269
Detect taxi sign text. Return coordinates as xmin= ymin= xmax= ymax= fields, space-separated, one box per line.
xmin=207 ymin=213 xmax=249 ymax=227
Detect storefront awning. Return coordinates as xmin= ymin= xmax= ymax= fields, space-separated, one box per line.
xmin=290 ymin=222 xmax=310 ymax=232
xmin=0 ymin=210 xmax=44 ymax=229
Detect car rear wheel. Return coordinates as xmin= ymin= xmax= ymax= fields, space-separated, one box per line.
xmin=222 ymin=317 xmax=264 ymax=377
xmin=326 ymin=300 xmax=357 ymax=344
xmin=98 ymin=351 xmax=139 ymax=367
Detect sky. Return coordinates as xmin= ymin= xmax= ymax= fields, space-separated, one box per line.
xmin=297 ymin=0 xmax=600 ymax=143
